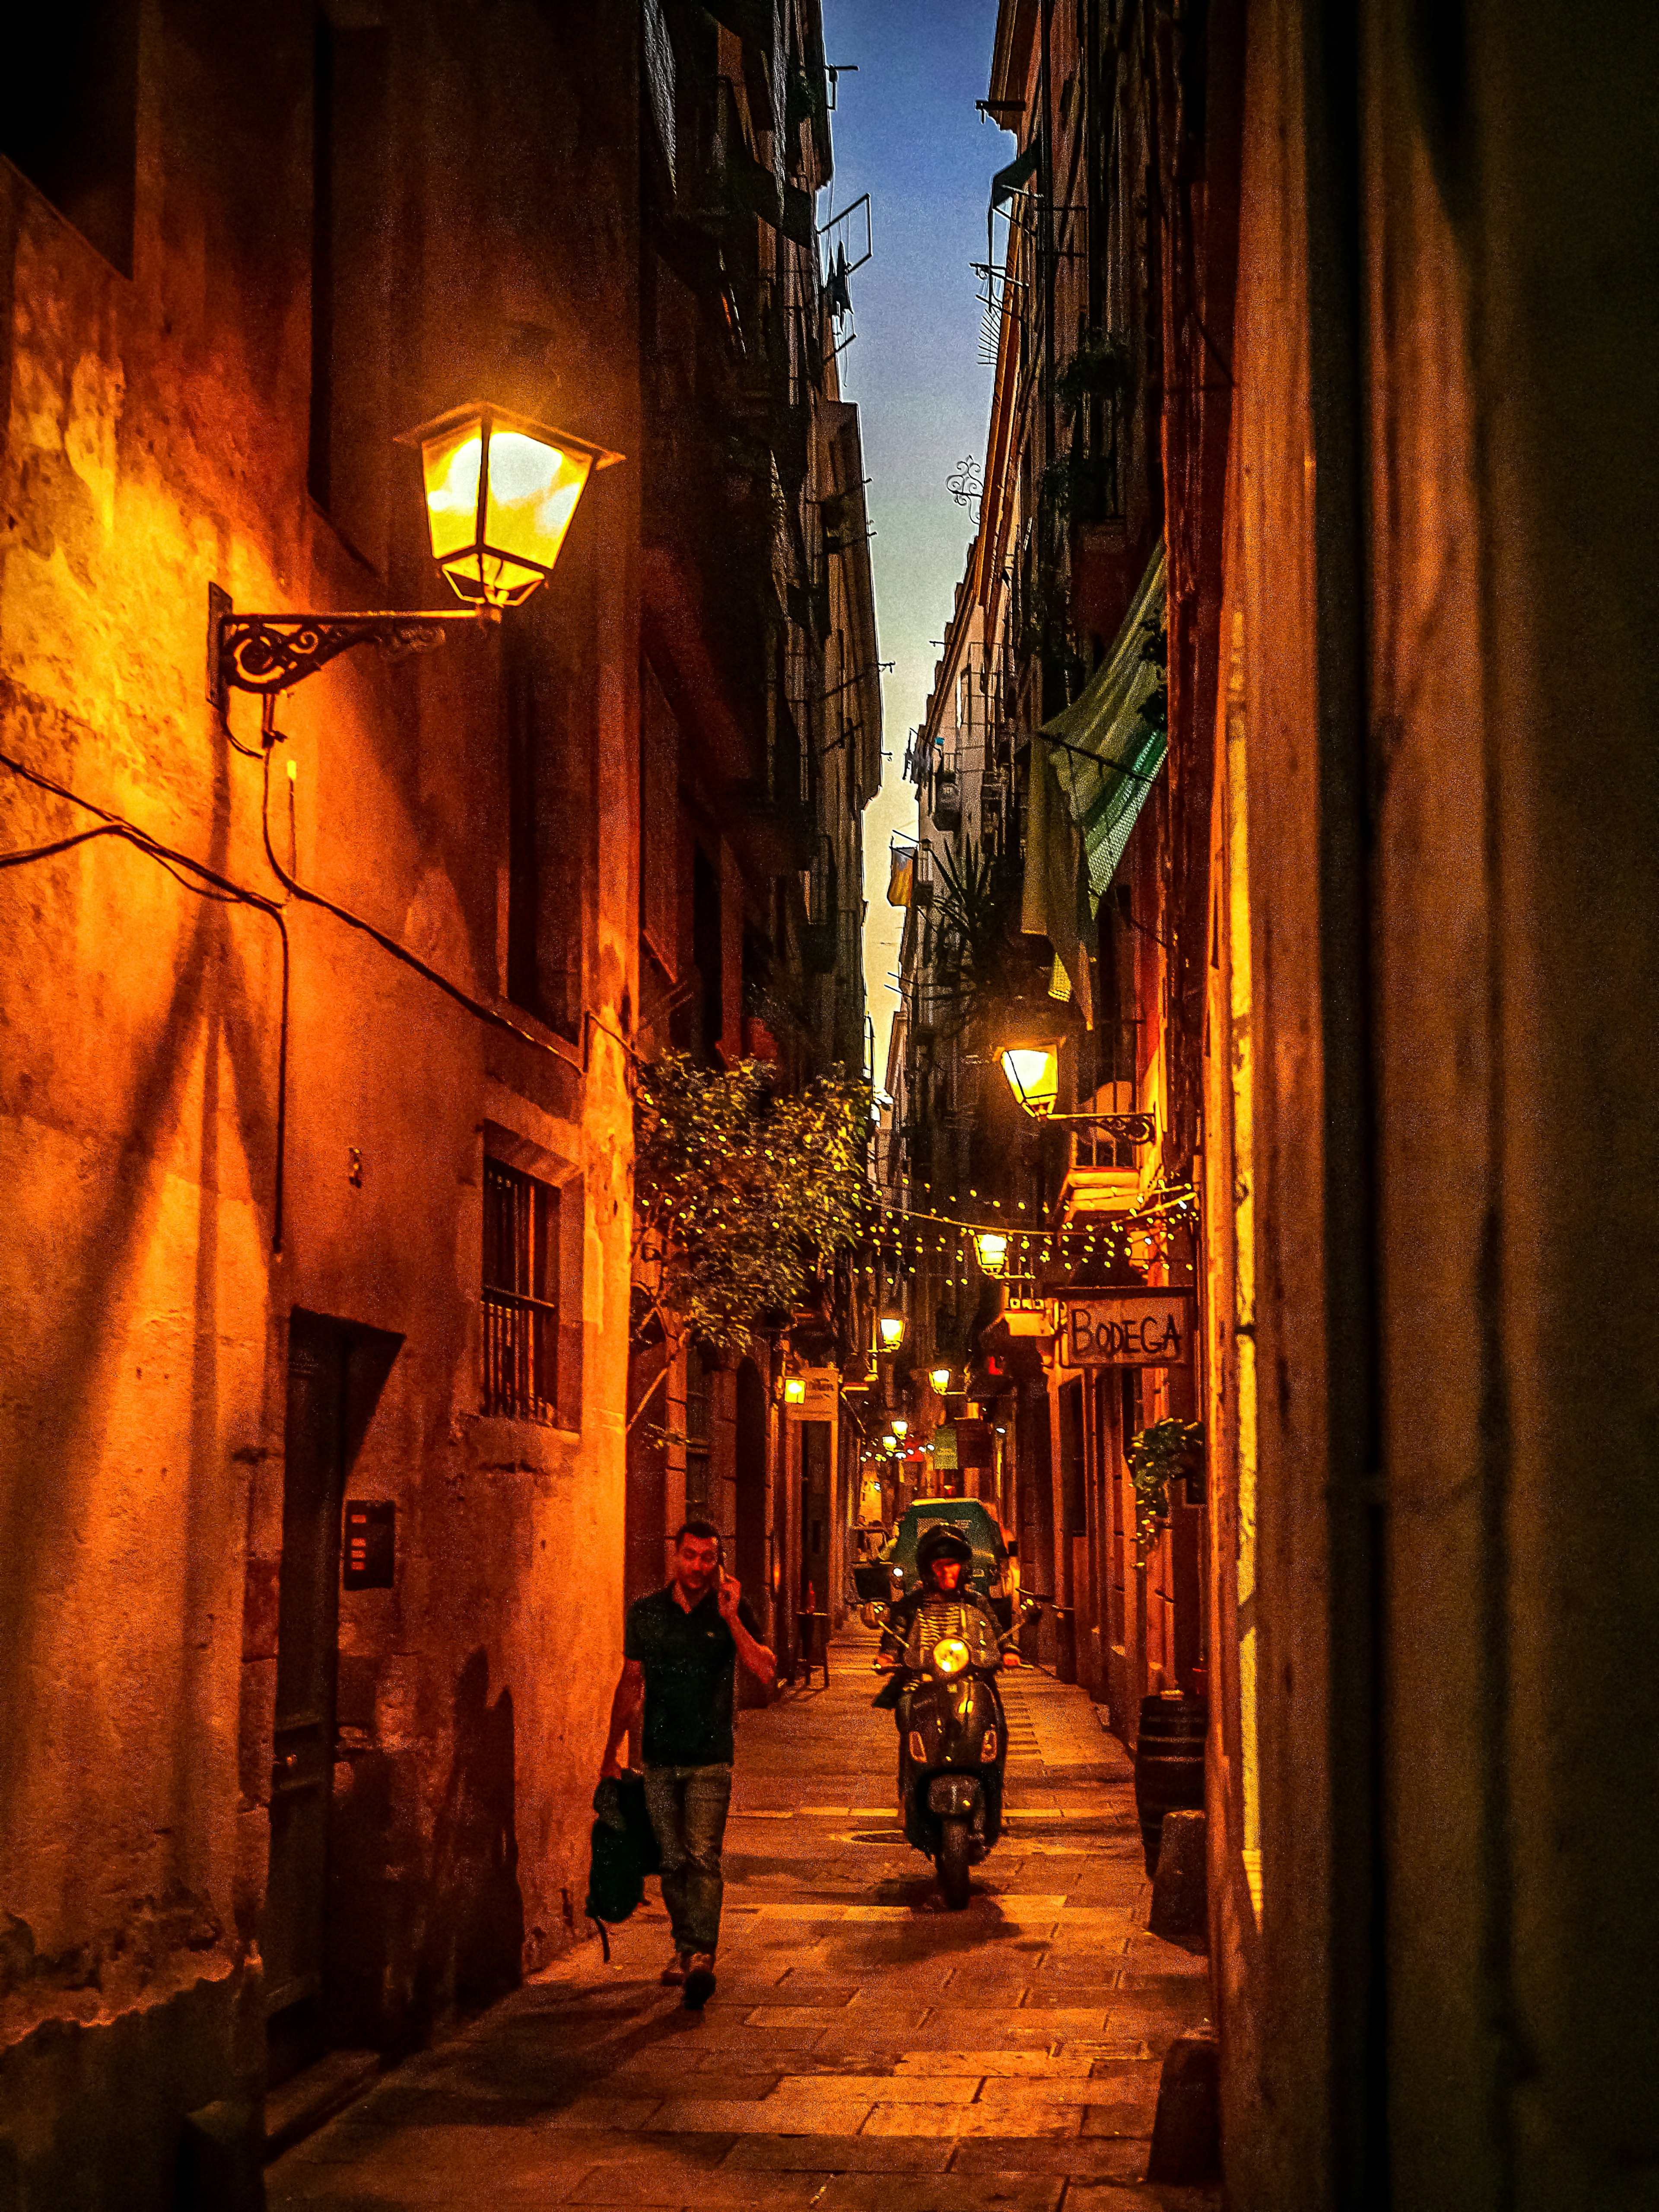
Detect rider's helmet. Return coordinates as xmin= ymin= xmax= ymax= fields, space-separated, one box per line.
xmin=915 ymin=1522 xmax=974 ymax=1588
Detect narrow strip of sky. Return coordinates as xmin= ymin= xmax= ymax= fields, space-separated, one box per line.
xmin=820 ymin=0 xmax=1004 ymax=1090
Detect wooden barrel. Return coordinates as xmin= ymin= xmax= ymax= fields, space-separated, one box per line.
xmin=1133 ymin=1693 xmax=1208 ymax=1874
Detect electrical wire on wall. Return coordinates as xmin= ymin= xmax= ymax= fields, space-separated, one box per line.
xmin=0 ymin=745 xmax=292 ymax=1254
xmin=259 ymin=744 xmax=576 ymax=1062
xmin=255 ymin=740 xmax=642 ymax=1078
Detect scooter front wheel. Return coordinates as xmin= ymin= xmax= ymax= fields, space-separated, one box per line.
xmin=937 ymin=1814 xmax=973 ymax=1909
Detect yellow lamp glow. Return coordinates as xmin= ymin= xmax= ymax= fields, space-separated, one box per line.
xmin=930 ymin=1365 xmax=951 ymax=1393
xmin=891 ymin=1417 xmax=909 ymax=1438
xmin=784 ymin=1377 xmax=806 ymax=1405
xmin=999 ymin=1044 xmax=1061 ymax=1119
xmin=401 ymin=402 xmax=623 ymax=608
xmin=975 ymin=1231 xmax=1009 ymax=1277
xmin=878 ymin=1312 xmax=906 ymax=1350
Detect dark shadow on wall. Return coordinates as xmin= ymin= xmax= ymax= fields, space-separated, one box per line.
xmin=0 ymin=707 xmax=281 ymax=1888
xmin=402 ymin=1650 xmax=523 ymax=2047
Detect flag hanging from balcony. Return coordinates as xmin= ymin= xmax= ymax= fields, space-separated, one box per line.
xmin=887 ymin=840 xmax=915 ymax=906
xmin=1021 ymin=728 xmax=1096 ymax=1026
xmin=1046 ymin=543 xmax=1168 ymax=897
xmin=1020 ymin=543 xmax=1168 ymax=1022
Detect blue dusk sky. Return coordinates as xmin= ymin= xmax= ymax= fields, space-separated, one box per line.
xmin=818 ymin=0 xmax=1005 ymax=1086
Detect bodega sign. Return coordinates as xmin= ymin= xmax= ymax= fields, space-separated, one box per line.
xmin=1061 ymin=1290 xmax=1195 ymax=1368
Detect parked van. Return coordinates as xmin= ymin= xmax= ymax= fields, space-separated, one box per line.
xmin=852 ymin=1496 xmax=1019 ymax=1629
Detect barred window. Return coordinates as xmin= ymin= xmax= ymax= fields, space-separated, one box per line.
xmin=482 ymin=1159 xmax=560 ymax=1424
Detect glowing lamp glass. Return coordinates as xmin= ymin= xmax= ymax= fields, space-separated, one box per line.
xmin=891 ymin=1417 xmax=909 ymax=1438
xmin=1000 ymin=1044 xmax=1060 ymax=1119
xmin=878 ymin=1312 xmax=906 ymax=1350
xmin=784 ymin=1378 xmax=806 ymax=1405
xmin=930 ymin=1366 xmax=951 ymax=1394
xmin=403 ymin=402 xmax=622 ymax=609
xmin=975 ymin=1231 xmax=1009 ymax=1277
xmin=932 ymin=1637 xmax=970 ymax=1678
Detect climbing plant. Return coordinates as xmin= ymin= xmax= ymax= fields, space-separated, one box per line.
xmin=629 ymin=1052 xmax=870 ymax=1424
xmin=1128 ymin=1417 xmax=1204 ymax=1559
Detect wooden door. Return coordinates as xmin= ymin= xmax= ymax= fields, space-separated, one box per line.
xmin=264 ymin=1313 xmax=349 ymax=2083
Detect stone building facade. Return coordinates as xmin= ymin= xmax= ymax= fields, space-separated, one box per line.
xmin=625 ymin=0 xmax=881 ymax=1670
xmin=1 ymin=6 xmax=722 ymax=2202
xmin=899 ymin=1 xmax=1659 ymax=2203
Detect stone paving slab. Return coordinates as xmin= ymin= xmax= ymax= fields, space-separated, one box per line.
xmin=268 ymin=1630 xmax=1214 ymax=2212
xmin=814 ymin=2177 xmax=1065 ymax=2212
xmin=721 ymin=2133 xmax=955 ymax=2171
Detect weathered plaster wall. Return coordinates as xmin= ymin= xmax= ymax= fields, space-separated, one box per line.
xmin=1208 ymin=0 xmax=1659 ymax=2203
xmin=0 ymin=6 xmax=639 ymax=2201
xmin=1210 ymin=1 xmax=1341 ymax=2199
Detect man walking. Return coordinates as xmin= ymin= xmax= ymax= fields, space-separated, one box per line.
xmin=601 ymin=1520 xmax=775 ymax=2009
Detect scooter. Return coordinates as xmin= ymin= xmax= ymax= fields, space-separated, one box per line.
xmin=877 ymin=1596 xmax=1038 ymax=1908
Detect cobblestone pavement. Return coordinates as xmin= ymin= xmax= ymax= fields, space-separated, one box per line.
xmin=269 ymin=1628 xmax=1218 ymax=2212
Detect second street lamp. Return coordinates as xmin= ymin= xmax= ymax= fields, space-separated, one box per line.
xmin=995 ymin=1029 xmax=1157 ymax=1145
xmin=878 ymin=1311 xmax=906 ymax=1351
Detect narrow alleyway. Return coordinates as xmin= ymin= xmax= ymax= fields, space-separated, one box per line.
xmin=268 ymin=1630 xmax=1217 ymax=2210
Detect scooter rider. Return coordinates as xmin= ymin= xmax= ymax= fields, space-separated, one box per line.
xmin=875 ymin=1523 xmax=999 ymax=1708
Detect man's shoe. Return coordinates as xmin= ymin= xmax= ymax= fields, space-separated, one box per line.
xmin=682 ymin=1953 xmax=717 ymax=2010
xmin=661 ymin=1950 xmax=691 ymax=1986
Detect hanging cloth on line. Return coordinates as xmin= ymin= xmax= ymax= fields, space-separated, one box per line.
xmin=1020 ymin=544 xmax=1169 ymax=1023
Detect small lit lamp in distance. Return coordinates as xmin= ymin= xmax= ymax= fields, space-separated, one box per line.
xmin=929 ymin=1365 xmax=951 ymax=1394
xmin=974 ymin=1230 xmax=1009 ymax=1278
xmin=891 ymin=1417 xmax=909 ymax=1439
xmin=878 ymin=1311 xmax=906 ymax=1351
xmin=783 ymin=1377 xmax=806 ymax=1405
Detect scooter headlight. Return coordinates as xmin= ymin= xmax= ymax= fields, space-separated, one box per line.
xmin=931 ymin=1637 xmax=970 ymax=1678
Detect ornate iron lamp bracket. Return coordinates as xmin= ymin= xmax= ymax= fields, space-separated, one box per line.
xmin=207 ymin=584 xmax=494 ymax=715
xmin=1048 ymin=1110 xmax=1157 ymax=1144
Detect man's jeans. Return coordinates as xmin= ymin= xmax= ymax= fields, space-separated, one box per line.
xmin=642 ymin=1763 xmax=733 ymax=1955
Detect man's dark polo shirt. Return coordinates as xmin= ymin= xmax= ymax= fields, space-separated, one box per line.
xmin=625 ymin=1583 xmax=760 ymax=1767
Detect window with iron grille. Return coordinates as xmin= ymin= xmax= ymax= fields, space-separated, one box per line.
xmin=482 ymin=1159 xmax=561 ymax=1423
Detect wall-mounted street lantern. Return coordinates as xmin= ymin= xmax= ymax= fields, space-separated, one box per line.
xmin=891 ymin=1417 xmax=909 ymax=1439
xmin=998 ymin=1045 xmax=1061 ymax=1118
xmin=784 ymin=1377 xmax=807 ymax=1405
xmin=210 ymin=401 xmax=623 ymax=711
xmin=974 ymin=1230 xmax=1009 ymax=1277
xmin=878 ymin=1311 xmax=906 ymax=1351
xmin=996 ymin=1032 xmax=1156 ymax=1144
xmin=929 ymin=1365 xmax=951 ymax=1394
